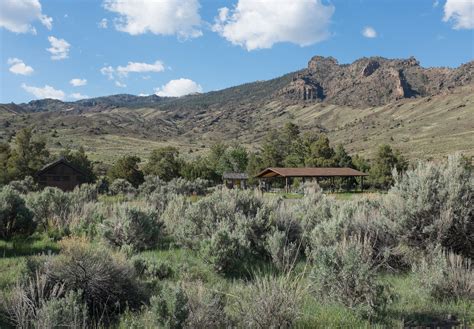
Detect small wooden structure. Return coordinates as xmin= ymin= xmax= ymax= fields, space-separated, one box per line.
xmin=223 ymin=172 xmax=249 ymax=189
xmin=255 ymin=167 xmax=368 ymax=192
xmin=36 ymin=158 xmax=88 ymax=191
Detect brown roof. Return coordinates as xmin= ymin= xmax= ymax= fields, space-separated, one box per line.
xmin=36 ymin=157 xmax=87 ymax=177
xmin=255 ymin=167 xmax=368 ymax=178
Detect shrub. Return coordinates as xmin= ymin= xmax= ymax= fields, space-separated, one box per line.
xmin=132 ymin=256 xmax=174 ymax=281
xmin=0 ymin=186 xmax=35 ymax=239
xmin=200 ymin=222 xmax=249 ymax=275
xmin=8 ymin=176 xmax=40 ymax=194
xmin=385 ymin=154 xmax=473 ymax=258
xmin=68 ymin=202 xmax=106 ymax=239
xmin=414 ymin=247 xmax=473 ymax=301
xmin=69 ymin=183 xmax=98 ymax=206
xmin=2 ymin=271 xmax=88 ymax=329
xmin=25 ymin=187 xmax=72 ymax=231
xmin=101 ymin=204 xmax=164 ymax=251
xmin=138 ymin=175 xmax=166 ymax=195
xmin=228 ymin=274 xmax=307 ymax=328
xmin=266 ymin=205 xmax=303 ymax=271
xmin=109 ymin=178 xmax=136 ymax=196
xmin=309 ymin=237 xmax=395 ymax=317
xmin=169 ymin=188 xmax=278 ymax=275
xmin=43 ymin=237 xmax=146 ymax=324
xmin=135 ymin=281 xmax=229 ymax=329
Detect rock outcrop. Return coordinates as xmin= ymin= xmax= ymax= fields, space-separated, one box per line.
xmin=279 ymin=56 xmax=473 ymax=107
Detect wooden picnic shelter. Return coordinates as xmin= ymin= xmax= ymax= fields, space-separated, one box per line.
xmin=255 ymin=167 xmax=368 ymax=192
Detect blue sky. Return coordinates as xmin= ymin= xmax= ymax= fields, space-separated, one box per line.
xmin=1 ymin=0 xmax=473 ymax=103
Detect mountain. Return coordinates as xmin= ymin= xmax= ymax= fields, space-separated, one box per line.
xmin=1 ymin=55 xmax=473 ymax=163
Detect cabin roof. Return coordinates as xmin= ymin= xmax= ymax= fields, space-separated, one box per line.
xmin=255 ymin=167 xmax=368 ymax=178
xmin=36 ymin=157 xmax=87 ymax=177
xmin=222 ymin=172 xmax=249 ymax=180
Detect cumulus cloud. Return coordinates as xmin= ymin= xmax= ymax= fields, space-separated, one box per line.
xmin=8 ymin=58 xmax=34 ymax=75
xmin=47 ymin=36 xmax=71 ymax=60
xmin=0 ymin=0 xmax=52 ymax=34
xmin=154 ymin=78 xmax=202 ymax=97
xmin=101 ymin=60 xmax=165 ymax=87
xmin=116 ymin=60 xmax=165 ymax=77
xmin=21 ymin=83 xmax=65 ymax=100
xmin=70 ymin=93 xmax=89 ymax=100
xmin=443 ymin=0 xmax=474 ymax=29
xmin=362 ymin=26 xmax=377 ymax=38
xmin=103 ymin=0 xmax=202 ymax=39
xmin=212 ymin=0 xmax=334 ymax=51
xmin=70 ymin=78 xmax=87 ymax=87
xmin=98 ymin=18 xmax=108 ymax=28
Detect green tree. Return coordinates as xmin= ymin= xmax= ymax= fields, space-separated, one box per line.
xmin=60 ymin=146 xmax=96 ymax=182
xmin=180 ymin=156 xmax=219 ymax=182
xmin=352 ymin=154 xmax=370 ymax=173
xmin=0 ymin=143 xmax=11 ymax=185
xmin=7 ymin=128 xmax=50 ymax=180
xmin=369 ymin=144 xmax=408 ymax=189
xmin=261 ymin=130 xmax=285 ymax=167
xmin=143 ymin=147 xmax=182 ymax=181
xmin=333 ymin=144 xmax=353 ymax=168
xmin=218 ymin=145 xmax=249 ymax=174
xmin=108 ymin=155 xmax=144 ymax=187
xmin=305 ymin=134 xmax=335 ymax=167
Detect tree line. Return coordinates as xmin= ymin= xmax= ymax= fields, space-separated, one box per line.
xmin=0 ymin=124 xmax=410 ymax=190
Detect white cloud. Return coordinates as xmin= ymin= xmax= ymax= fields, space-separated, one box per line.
xmin=103 ymin=0 xmax=202 ymax=39
xmin=70 ymin=78 xmax=87 ymax=87
xmin=8 ymin=58 xmax=34 ymax=75
xmin=116 ymin=60 xmax=165 ymax=77
xmin=47 ymin=36 xmax=71 ymax=60
xmin=443 ymin=0 xmax=474 ymax=29
xmin=0 ymin=0 xmax=52 ymax=34
xmin=212 ymin=0 xmax=334 ymax=51
xmin=98 ymin=18 xmax=108 ymax=29
xmin=138 ymin=93 xmax=149 ymax=97
xmin=101 ymin=60 xmax=165 ymax=87
xmin=362 ymin=26 xmax=377 ymax=38
xmin=21 ymin=83 xmax=65 ymax=100
xmin=154 ymin=78 xmax=202 ymax=97
xmin=70 ymin=93 xmax=89 ymax=100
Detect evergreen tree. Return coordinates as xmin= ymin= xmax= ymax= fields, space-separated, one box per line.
xmin=60 ymin=146 xmax=96 ymax=182
xmin=7 ymin=128 xmax=49 ymax=180
xmin=143 ymin=147 xmax=182 ymax=181
xmin=333 ymin=144 xmax=353 ymax=168
xmin=369 ymin=144 xmax=408 ymax=188
xmin=108 ymin=155 xmax=144 ymax=187
xmin=0 ymin=143 xmax=11 ymax=185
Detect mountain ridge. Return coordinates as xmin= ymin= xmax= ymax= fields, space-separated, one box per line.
xmin=0 ymin=55 xmax=473 ymax=163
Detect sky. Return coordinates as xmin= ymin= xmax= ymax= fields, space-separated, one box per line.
xmin=1 ymin=0 xmax=473 ymax=103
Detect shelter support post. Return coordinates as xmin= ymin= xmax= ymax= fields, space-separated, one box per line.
xmin=285 ymin=177 xmax=289 ymax=193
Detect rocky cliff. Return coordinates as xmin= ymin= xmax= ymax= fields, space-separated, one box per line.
xmin=279 ymin=56 xmax=473 ymax=107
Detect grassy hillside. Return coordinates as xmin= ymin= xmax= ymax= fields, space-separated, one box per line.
xmin=0 ymin=83 xmax=472 ymax=164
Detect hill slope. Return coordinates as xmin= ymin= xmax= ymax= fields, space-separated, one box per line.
xmin=0 ymin=56 xmax=473 ymax=163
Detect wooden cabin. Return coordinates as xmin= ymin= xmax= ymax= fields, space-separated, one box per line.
xmin=223 ymin=172 xmax=249 ymax=189
xmin=36 ymin=158 xmax=88 ymax=191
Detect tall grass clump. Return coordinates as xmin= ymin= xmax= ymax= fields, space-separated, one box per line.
xmin=0 ymin=185 xmax=35 ymax=239
xmin=414 ymin=247 xmax=473 ymax=301
xmin=2 ymin=272 xmax=88 ymax=329
xmin=228 ymin=273 xmax=307 ymax=328
xmin=385 ymin=154 xmax=473 ymax=259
